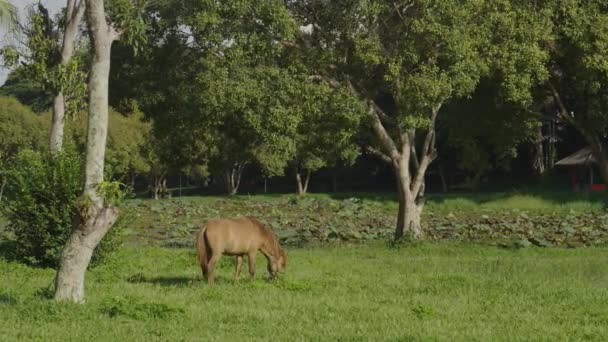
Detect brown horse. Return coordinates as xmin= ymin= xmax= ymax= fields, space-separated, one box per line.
xmin=195 ymin=216 xmax=287 ymax=285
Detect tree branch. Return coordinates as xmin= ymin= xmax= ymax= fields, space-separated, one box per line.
xmin=548 ymin=81 xmax=574 ymax=124
xmin=367 ymin=101 xmax=401 ymax=162
xmin=365 ymin=146 xmax=392 ymax=164
xmin=411 ymin=104 xmax=441 ymax=196
xmin=309 ymin=75 xmax=340 ymax=88
xmin=369 ymin=98 xmax=398 ymax=127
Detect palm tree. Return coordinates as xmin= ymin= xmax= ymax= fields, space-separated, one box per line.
xmin=0 ymin=0 xmax=15 ymax=28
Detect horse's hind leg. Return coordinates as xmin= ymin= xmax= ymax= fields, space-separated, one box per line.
xmin=201 ymin=262 xmax=208 ymax=280
xmin=207 ymin=252 xmax=222 ymax=286
xmin=247 ymin=252 xmax=256 ymax=281
xmin=235 ymin=255 xmax=243 ymax=281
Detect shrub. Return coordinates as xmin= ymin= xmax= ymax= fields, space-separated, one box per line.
xmin=0 ymin=147 xmax=125 ymax=267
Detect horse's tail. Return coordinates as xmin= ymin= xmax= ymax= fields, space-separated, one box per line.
xmin=195 ymin=225 xmax=209 ymax=279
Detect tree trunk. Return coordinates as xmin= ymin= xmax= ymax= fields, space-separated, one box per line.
xmin=54 ymin=0 xmax=119 ymax=303
xmin=394 ymin=166 xmax=424 ymax=240
xmin=532 ymin=124 xmax=546 ymax=175
xmin=296 ymin=170 xmax=310 ymax=195
xmin=54 ymin=201 xmax=118 ymax=302
xmin=0 ymin=177 xmax=6 ymax=203
xmin=49 ymin=0 xmax=85 ymax=154
xmin=438 ymin=163 xmax=448 ymax=193
xmin=224 ymin=163 xmax=245 ymax=195
xmin=50 ymin=93 xmax=66 ymax=153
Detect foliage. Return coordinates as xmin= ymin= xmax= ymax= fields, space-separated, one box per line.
xmin=0 ymin=148 xmax=124 ymax=268
xmin=0 ymin=96 xmax=47 ymax=163
xmin=109 ymin=0 xmax=301 ymax=181
xmin=438 ymin=82 xmax=541 ymax=189
xmin=5 ymin=4 xmax=88 ymax=116
xmin=65 ymin=109 xmax=151 ymax=183
xmin=292 ymin=83 xmax=365 ymax=175
xmin=546 ymin=1 xmax=608 ymax=135
xmin=0 ymin=244 xmax=607 ymax=340
xmin=0 ymin=69 xmax=54 ymax=112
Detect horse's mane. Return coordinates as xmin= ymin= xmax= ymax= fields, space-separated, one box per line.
xmin=247 ymin=216 xmax=281 ymax=255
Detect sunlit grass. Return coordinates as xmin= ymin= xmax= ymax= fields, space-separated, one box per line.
xmin=0 ymin=243 xmax=607 ymax=341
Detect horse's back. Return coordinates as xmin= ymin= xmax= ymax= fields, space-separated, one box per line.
xmin=203 ymin=217 xmax=263 ymax=254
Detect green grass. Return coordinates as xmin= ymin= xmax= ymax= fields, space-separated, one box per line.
xmin=1 ymin=243 xmax=607 ymax=341
xmin=1 ymin=192 xmax=607 ymax=340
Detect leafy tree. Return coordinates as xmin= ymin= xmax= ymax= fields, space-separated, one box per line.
xmin=0 ymin=96 xmax=47 ymax=202
xmin=540 ymin=0 xmax=608 ymax=185
xmin=0 ymin=96 xmax=47 ymax=162
xmin=288 ymin=0 xmax=550 ymax=239
xmin=291 ymin=83 xmax=364 ymax=195
xmin=288 ymin=1 xmax=487 ymax=239
xmin=0 ymin=68 xmax=54 ymax=112
xmin=110 ymin=0 xmax=301 ymax=194
xmin=438 ymin=81 xmax=540 ymax=190
xmin=3 ymin=2 xmax=87 ymax=153
xmin=1 ymin=147 xmax=123 ymax=267
xmin=65 ymin=107 xmax=151 ymax=185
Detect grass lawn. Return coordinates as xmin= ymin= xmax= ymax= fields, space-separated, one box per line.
xmin=1 ymin=243 xmax=607 ymax=341
xmin=1 ymin=192 xmax=607 ymax=340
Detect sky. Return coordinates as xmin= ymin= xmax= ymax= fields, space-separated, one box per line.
xmin=0 ymin=0 xmax=63 ymax=85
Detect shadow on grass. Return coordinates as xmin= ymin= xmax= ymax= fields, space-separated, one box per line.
xmin=127 ymin=274 xmax=195 ymax=287
xmin=126 ymin=273 xmax=279 ymax=287
xmin=0 ymin=292 xmax=18 ymax=305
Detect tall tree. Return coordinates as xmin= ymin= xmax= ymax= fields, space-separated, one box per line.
xmin=543 ymin=0 xmax=608 ymax=185
xmin=0 ymin=3 xmax=88 ymax=151
xmin=289 ymin=1 xmax=488 ymax=239
xmin=110 ymin=0 xmax=301 ymax=194
xmin=54 ymin=0 xmax=121 ymax=303
xmin=289 ymin=0 xmax=549 ymax=239
xmin=292 ymin=83 xmax=363 ymax=195
xmin=50 ymin=0 xmax=86 ymax=153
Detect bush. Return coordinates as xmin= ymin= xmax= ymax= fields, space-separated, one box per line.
xmin=0 ymin=147 xmax=125 ymax=267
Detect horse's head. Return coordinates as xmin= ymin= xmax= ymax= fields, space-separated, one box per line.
xmin=277 ymin=248 xmax=287 ymax=272
xmin=268 ymin=248 xmax=287 ymax=277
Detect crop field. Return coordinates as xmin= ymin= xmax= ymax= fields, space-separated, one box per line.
xmin=1 ymin=192 xmax=607 ymax=341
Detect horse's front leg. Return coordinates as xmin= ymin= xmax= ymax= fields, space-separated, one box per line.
xmin=235 ymin=255 xmax=243 ymax=281
xmin=247 ymin=252 xmax=256 ymax=281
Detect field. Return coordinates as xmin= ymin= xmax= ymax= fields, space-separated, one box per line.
xmin=1 ymin=192 xmax=608 ymax=341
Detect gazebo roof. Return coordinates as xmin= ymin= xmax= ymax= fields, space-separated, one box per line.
xmin=555 ymin=147 xmax=596 ymax=166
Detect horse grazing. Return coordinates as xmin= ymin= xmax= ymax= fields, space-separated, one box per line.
xmin=195 ymin=216 xmax=287 ymax=285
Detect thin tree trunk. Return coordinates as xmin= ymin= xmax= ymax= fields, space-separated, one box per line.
xmin=296 ymin=171 xmax=305 ymax=195
xmin=225 ymin=163 xmax=245 ymax=195
xmin=264 ymin=177 xmax=268 ymax=193
xmin=54 ymin=0 xmax=119 ymax=303
xmin=0 ymin=177 xmax=6 ymax=203
xmin=303 ymin=170 xmax=311 ymax=194
xmin=50 ymin=0 xmax=85 ymax=154
xmin=438 ymin=163 xmax=448 ymax=193
xmin=532 ymin=124 xmax=546 ymax=175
